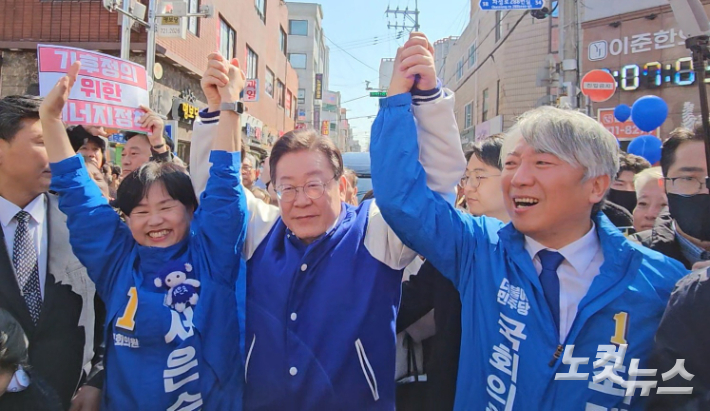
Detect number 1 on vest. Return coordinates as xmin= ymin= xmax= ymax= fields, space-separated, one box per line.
xmin=611 ymin=312 xmax=629 ymax=345
xmin=116 ymin=287 xmax=138 ymax=331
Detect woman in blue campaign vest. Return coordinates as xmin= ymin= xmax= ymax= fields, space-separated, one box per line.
xmin=38 ymin=54 xmax=247 ymax=410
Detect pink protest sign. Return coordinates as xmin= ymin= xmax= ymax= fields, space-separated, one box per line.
xmin=38 ymin=45 xmax=150 ymax=132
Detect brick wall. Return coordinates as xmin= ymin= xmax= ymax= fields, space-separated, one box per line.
xmin=0 ymin=0 xmax=146 ymax=46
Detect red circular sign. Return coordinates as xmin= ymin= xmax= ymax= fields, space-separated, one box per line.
xmin=581 ymin=70 xmax=617 ymax=103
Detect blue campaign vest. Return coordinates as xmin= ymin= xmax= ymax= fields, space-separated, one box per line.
xmin=244 ymin=201 xmax=402 ymax=410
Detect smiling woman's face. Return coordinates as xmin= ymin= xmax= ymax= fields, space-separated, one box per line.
xmin=125 ymin=182 xmax=193 ymax=247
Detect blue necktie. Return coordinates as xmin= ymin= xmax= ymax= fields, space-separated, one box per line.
xmin=537 ymin=249 xmax=565 ymax=337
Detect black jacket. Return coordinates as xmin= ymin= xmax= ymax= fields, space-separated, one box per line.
xmin=397 ymin=261 xmax=462 ymax=411
xmin=602 ymin=201 xmax=634 ymax=228
xmin=647 ymin=268 xmax=710 ymax=410
xmin=0 ymin=195 xmax=103 ymax=410
xmin=0 ymin=373 xmax=64 ymax=411
xmin=631 ymin=211 xmax=692 ymax=269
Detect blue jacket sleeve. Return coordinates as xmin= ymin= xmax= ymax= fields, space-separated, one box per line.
xmin=49 ymin=155 xmax=133 ymax=301
xmin=370 ymin=93 xmax=484 ymax=291
xmin=192 ymin=151 xmax=247 ymax=286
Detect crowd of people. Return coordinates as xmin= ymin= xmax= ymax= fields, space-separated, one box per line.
xmin=0 ymin=31 xmax=709 ymax=411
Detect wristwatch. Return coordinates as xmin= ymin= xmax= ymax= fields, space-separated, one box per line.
xmin=220 ymin=101 xmax=245 ymax=114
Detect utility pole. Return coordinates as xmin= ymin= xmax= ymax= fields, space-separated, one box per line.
xmin=558 ymin=0 xmax=580 ymax=108
xmin=120 ymin=0 xmax=132 ymax=59
xmin=104 ymin=0 xmax=212 ymax=95
xmin=385 ymin=0 xmax=420 ymax=32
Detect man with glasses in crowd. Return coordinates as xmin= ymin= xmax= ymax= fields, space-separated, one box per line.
xmin=647 ymin=124 xmax=710 ymax=409
xmin=633 ymin=125 xmax=710 ymax=270
xmin=241 ymin=152 xmax=258 ymax=191
xmin=188 ymin=34 xmax=464 ymax=410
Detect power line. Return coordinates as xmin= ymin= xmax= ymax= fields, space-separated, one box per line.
xmin=454 ymin=11 xmax=530 ymax=92
xmin=341 ymin=94 xmax=372 ymax=104
xmin=333 ymin=32 xmax=401 ymax=48
xmin=324 ymin=33 xmax=380 ymax=73
xmin=443 ymin=9 xmax=514 ymax=87
xmin=330 ymin=34 xmax=402 ymax=53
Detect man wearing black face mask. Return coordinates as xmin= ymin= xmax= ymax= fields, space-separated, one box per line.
xmin=646 ymin=123 xmax=710 ymax=410
xmin=632 ymin=125 xmax=709 ymax=269
xmin=607 ymin=153 xmax=651 ymax=216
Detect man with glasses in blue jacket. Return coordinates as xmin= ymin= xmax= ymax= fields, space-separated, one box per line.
xmin=371 ymin=78 xmax=688 ymax=410
xmin=188 ymin=33 xmax=465 ymax=410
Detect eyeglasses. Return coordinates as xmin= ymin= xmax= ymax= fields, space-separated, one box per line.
xmin=241 ymin=165 xmax=254 ymax=172
xmin=276 ymin=177 xmax=335 ymax=202
xmin=664 ymin=176 xmax=709 ymax=196
xmin=460 ymin=174 xmax=501 ymax=188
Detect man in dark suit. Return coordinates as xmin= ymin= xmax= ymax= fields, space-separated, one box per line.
xmin=0 ymin=95 xmax=103 ymax=410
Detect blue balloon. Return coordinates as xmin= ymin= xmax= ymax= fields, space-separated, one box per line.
xmin=627 ymin=135 xmax=663 ymax=165
xmin=614 ymin=104 xmax=631 ymax=122
xmin=631 ymin=96 xmax=668 ymax=132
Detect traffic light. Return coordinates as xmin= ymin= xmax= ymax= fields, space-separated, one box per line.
xmin=370 ymin=91 xmax=387 ymax=97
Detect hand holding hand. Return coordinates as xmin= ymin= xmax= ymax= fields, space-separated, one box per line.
xmin=219 ymin=57 xmax=246 ymax=104
xmin=39 ymin=60 xmax=81 ymax=121
xmin=387 ymin=32 xmax=437 ymax=96
xmin=201 ymin=53 xmax=228 ymax=112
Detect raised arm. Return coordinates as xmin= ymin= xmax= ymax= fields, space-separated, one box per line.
xmin=40 ymin=62 xmax=133 ymax=299
xmin=365 ymin=33 xmax=472 ymax=279
xmin=371 ymin=93 xmax=483 ymax=290
xmin=192 ymin=54 xmax=248 ymax=281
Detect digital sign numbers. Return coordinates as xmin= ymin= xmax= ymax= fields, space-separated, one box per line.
xmin=602 ymin=57 xmax=710 ymax=91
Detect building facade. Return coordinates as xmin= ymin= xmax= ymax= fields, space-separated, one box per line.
xmin=339 ymin=108 xmax=353 ymax=153
xmin=0 ymin=0 xmax=298 ymax=162
xmin=286 ymin=2 xmax=330 ymax=135
xmin=581 ymin=0 xmax=710 ymax=140
xmin=439 ymin=3 xmax=557 ymax=148
xmin=433 ymin=36 xmax=458 ymax=86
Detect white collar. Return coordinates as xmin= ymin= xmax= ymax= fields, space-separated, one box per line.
xmin=0 ymin=194 xmax=46 ymax=228
xmin=524 ymin=222 xmax=600 ymax=275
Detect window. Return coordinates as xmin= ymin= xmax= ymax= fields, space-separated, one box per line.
xmin=255 ymin=0 xmax=266 ymax=23
xmin=456 ymin=59 xmax=464 ymax=80
xmin=330 ymin=122 xmax=336 ymax=132
xmin=289 ymin=20 xmax=308 ymax=36
xmin=276 ymin=80 xmax=285 ymax=107
xmin=297 ymin=88 xmax=306 ymax=104
xmin=219 ymin=19 xmax=236 ymax=60
xmin=188 ymin=0 xmax=199 ymax=36
xmin=279 ymin=27 xmax=287 ymax=55
xmin=289 ymin=53 xmax=307 ymax=69
xmin=495 ymin=11 xmax=503 ymax=42
xmin=468 ymin=44 xmax=476 ymax=68
xmin=482 ymin=88 xmax=490 ymax=122
xmin=246 ymin=46 xmax=258 ymax=79
xmin=265 ymin=67 xmax=274 ymax=98
xmin=465 ymin=103 xmax=472 ymax=129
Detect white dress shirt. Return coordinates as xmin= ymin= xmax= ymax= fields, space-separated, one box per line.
xmin=525 ymin=223 xmax=604 ymax=342
xmin=0 ymin=194 xmax=48 ymax=299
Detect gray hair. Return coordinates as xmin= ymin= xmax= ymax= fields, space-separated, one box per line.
xmin=243 ymin=152 xmax=257 ymax=168
xmin=634 ymin=166 xmax=663 ymax=197
xmin=501 ymin=106 xmax=620 ymax=181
